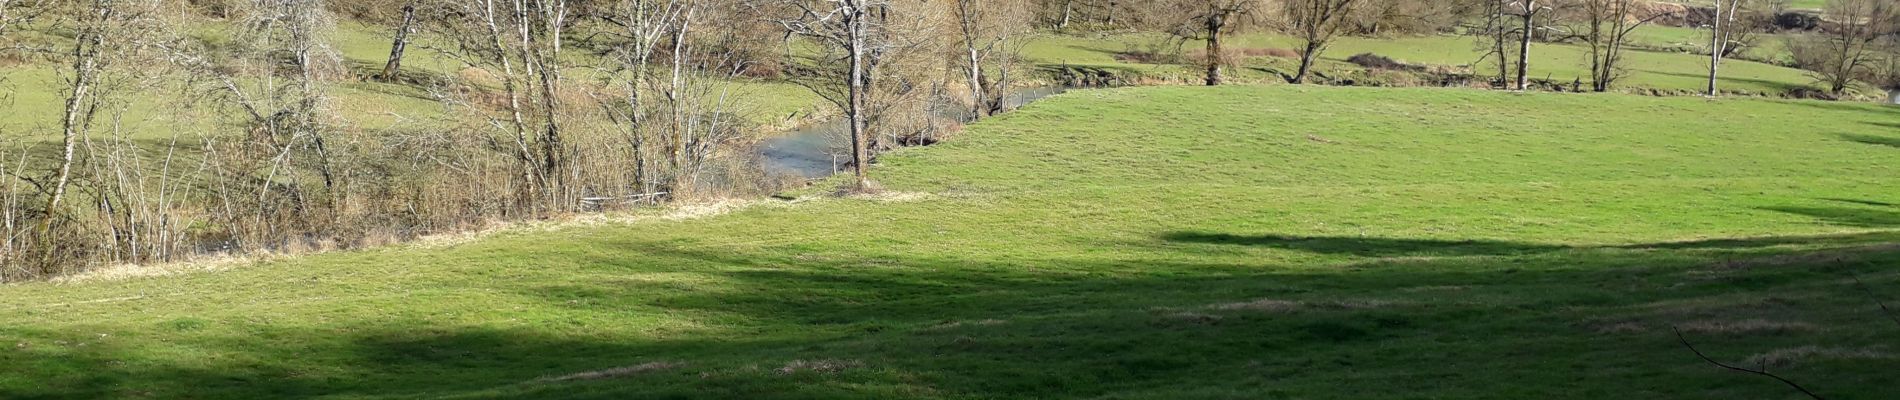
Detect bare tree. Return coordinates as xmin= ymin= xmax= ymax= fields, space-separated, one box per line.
xmin=1706 ymin=0 xmax=1755 ymax=96
xmin=1567 ymin=0 xmax=1672 ymax=92
xmin=0 ymin=0 xmax=50 ymax=39
xmin=1508 ymin=0 xmax=1550 ymax=90
xmin=13 ymin=0 xmax=172 ymax=278
xmin=1142 ymin=0 xmax=1263 ymax=86
xmin=380 ymin=1 xmax=418 ymax=82
xmin=597 ymin=0 xmax=687 ymax=192
xmin=38 ymin=0 xmax=117 ymax=268
xmin=952 ymin=0 xmax=1033 ymax=116
xmin=1788 ymin=0 xmax=1897 ymax=96
xmin=1281 ymin=0 xmax=1362 ymax=84
xmin=771 ymin=0 xmax=890 ymax=190
xmin=430 ymin=0 xmax=574 ymax=207
xmin=1471 ymin=0 xmax=1517 ymax=88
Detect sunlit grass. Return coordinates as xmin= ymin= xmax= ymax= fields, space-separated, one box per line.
xmin=3 ymin=85 xmax=1898 ymax=399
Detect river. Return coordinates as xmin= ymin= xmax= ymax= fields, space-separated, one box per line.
xmin=760 ymin=86 xmax=1075 ymax=178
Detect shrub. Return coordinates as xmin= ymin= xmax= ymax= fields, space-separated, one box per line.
xmin=1346 ymin=53 xmax=1413 ymax=71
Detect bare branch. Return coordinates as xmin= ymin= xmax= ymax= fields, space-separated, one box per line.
xmin=1673 ymin=327 xmax=1828 ymax=400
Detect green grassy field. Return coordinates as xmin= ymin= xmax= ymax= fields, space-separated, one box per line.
xmin=4 ymin=85 xmax=1899 ymax=399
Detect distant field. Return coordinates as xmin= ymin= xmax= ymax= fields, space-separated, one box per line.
xmin=1024 ymin=31 xmax=1819 ymax=94
xmin=1654 ymin=0 xmax=1828 ymax=10
xmin=0 ymin=22 xmax=824 ymax=143
xmin=4 ymin=85 xmax=1898 ymax=399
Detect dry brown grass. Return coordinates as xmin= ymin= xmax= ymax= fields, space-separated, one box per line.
xmin=774 ymin=359 xmax=861 ymax=375
xmin=926 ymin=319 xmax=1008 ymax=331
xmin=538 ymin=361 xmax=680 ymax=382
xmin=1745 ymin=346 xmax=1890 ymax=367
xmin=1209 ymin=298 xmax=1398 ymax=313
xmin=1591 ymin=321 xmax=1651 ymax=334
xmin=1677 ymin=319 xmax=1822 ymax=335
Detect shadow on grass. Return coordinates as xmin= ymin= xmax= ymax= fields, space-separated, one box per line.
xmin=1160 ymin=232 xmax=1566 ymax=257
xmin=1647 ymin=71 xmax=1808 ymax=93
xmin=1823 ymin=198 xmax=1899 ymax=208
xmin=1162 ymin=230 xmax=1900 ymax=256
xmin=8 ymin=231 xmax=1900 ymax=399
xmin=1761 ymin=205 xmax=1900 ymax=228
xmin=1839 ymin=133 xmax=1900 ymax=149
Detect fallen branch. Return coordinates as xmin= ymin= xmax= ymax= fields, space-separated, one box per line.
xmin=1673 ymin=327 xmax=1826 ymax=400
xmin=1850 ymin=274 xmax=1900 ymax=329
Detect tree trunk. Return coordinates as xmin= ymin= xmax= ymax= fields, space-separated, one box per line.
xmin=1204 ymin=13 xmax=1224 ymax=86
xmin=1293 ymin=41 xmax=1320 ymax=84
xmin=967 ymin=47 xmax=988 ymax=117
xmin=40 ymin=3 xmax=107 ymax=269
xmin=1706 ymin=0 xmax=1724 ymax=96
xmin=845 ymin=2 xmax=870 ymax=189
xmin=1493 ymin=0 xmax=1509 ymax=87
xmin=480 ymin=0 xmax=541 ymax=205
xmin=380 ymin=3 xmax=416 ymax=82
xmin=1515 ymin=2 xmax=1534 ymax=91
xmin=958 ymin=0 xmax=988 ymax=118
xmin=1056 ymin=0 xmax=1073 ymax=29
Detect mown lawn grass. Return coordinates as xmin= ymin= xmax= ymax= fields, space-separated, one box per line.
xmin=3 ymin=85 xmax=1899 ymax=399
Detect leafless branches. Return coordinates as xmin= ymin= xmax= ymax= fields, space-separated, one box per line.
xmin=1674 ymin=326 xmax=1828 ymax=400
xmin=1565 ymin=0 xmax=1675 ymax=92
xmin=1281 ymin=0 xmax=1361 ymax=84
xmin=952 ymin=0 xmax=1033 ymax=117
xmin=1788 ymin=0 xmax=1898 ymax=95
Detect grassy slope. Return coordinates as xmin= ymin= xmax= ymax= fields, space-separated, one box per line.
xmin=4 ymin=85 xmax=1900 ymax=399
xmin=1026 ymin=31 xmax=1817 ymax=94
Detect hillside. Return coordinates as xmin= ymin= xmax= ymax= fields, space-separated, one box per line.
xmin=0 ymin=18 xmax=1845 ymax=145
xmin=4 ymin=85 xmax=1899 ymax=399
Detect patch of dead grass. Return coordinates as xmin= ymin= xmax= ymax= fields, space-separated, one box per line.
xmin=538 ymin=361 xmax=680 ymax=382
xmin=1745 ymin=346 xmax=1890 ymax=367
xmin=775 ymin=359 xmax=861 ymax=375
xmin=49 ymin=254 xmax=259 ymax=284
xmin=1677 ymin=319 xmax=1821 ymax=335
xmin=1209 ymin=298 xmax=1398 ymax=313
xmin=925 ymin=319 xmax=1008 ymax=331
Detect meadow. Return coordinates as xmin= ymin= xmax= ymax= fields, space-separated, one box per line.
xmin=1024 ymin=30 xmax=1818 ymax=94
xmin=4 ymin=85 xmax=1898 ymax=399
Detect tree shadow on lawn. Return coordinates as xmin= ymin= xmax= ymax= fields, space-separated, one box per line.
xmin=1838 ymin=133 xmax=1900 ymax=149
xmin=1822 ymin=198 xmax=1899 ymax=208
xmin=9 ymin=232 xmax=1900 ymax=399
xmin=1761 ymin=205 xmax=1900 ymax=228
xmin=1161 ymin=229 xmax=1900 ymax=258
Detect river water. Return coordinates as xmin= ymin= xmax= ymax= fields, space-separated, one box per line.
xmin=760 ymin=86 xmax=1074 ymax=178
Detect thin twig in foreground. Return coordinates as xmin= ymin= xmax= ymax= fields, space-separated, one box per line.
xmin=1673 ymin=327 xmax=1826 ymax=400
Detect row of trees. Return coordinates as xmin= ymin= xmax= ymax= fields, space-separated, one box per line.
xmin=0 ymin=0 xmax=1036 ymax=280
xmin=0 ymin=0 xmax=1892 ymax=279
xmin=1037 ymin=0 xmax=1897 ymax=97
